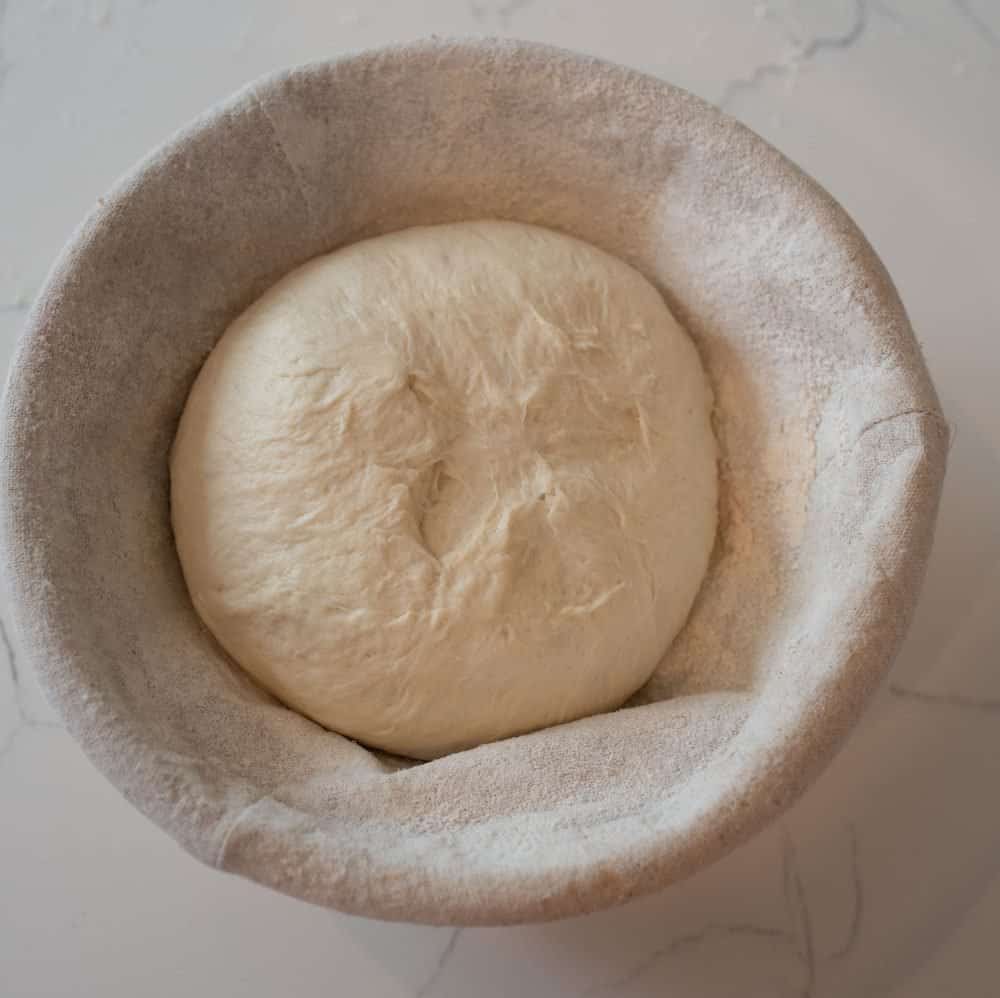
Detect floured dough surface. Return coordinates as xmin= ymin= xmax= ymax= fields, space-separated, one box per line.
xmin=170 ymin=221 xmax=717 ymax=759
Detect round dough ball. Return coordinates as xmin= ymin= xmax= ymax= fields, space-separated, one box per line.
xmin=170 ymin=221 xmax=717 ymax=760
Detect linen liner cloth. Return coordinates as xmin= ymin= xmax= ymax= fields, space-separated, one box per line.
xmin=0 ymin=39 xmax=947 ymax=924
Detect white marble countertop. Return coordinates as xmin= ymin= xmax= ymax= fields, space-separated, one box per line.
xmin=2 ymin=2 xmax=999 ymax=995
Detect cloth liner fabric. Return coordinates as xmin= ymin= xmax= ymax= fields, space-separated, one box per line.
xmin=0 ymin=38 xmax=947 ymax=925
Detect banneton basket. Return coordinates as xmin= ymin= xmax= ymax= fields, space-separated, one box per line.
xmin=0 ymin=39 xmax=947 ymax=924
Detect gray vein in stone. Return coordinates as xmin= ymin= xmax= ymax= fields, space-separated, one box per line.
xmin=90 ymin=0 xmax=113 ymax=29
xmin=0 ymin=614 xmax=19 ymax=692
xmin=0 ymin=612 xmax=27 ymax=753
xmin=782 ymin=827 xmax=816 ymax=996
xmin=719 ymin=0 xmax=871 ymax=110
xmin=0 ymin=0 xmax=9 ymax=90
xmin=831 ymin=823 xmax=864 ymax=960
xmin=953 ymin=0 xmax=1000 ymax=47
xmin=0 ymin=713 xmax=60 ymax=763
xmin=945 ymin=417 xmax=960 ymax=454
xmin=0 ymin=630 xmax=18 ymax=759
xmin=415 ymin=928 xmax=462 ymax=998
xmin=0 ymin=715 xmax=61 ymax=759
xmin=582 ymin=923 xmax=790 ymax=996
xmin=1 ymin=614 xmax=59 ymax=731
xmin=889 ymin=683 xmax=1000 ymax=712
xmin=0 ymin=287 xmax=35 ymax=313
xmin=869 ymin=0 xmax=913 ymax=34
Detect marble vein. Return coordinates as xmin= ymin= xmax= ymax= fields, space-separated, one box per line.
xmin=0 ymin=614 xmax=60 ymax=746
xmin=718 ymin=0 xmax=871 ymax=110
xmin=415 ymin=928 xmax=463 ymax=998
xmin=782 ymin=828 xmax=816 ymax=996
xmin=0 ymin=728 xmax=15 ymax=762
xmin=889 ymin=683 xmax=1000 ymax=713
xmin=953 ymin=0 xmax=1000 ymax=47
xmin=1 ymin=614 xmax=23 ymax=761
xmin=582 ymin=923 xmax=791 ymax=995
xmin=830 ymin=824 xmax=864 ymax=960
xmin=0 ymin=0 xmax=9 ymax=90
xmin=0 ymin=717 xmax=61 ymax=762
xmin=0 ymin=614 xmax=19 ymax=691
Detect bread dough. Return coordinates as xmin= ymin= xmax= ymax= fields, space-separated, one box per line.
xmin=170 ymin=221 xmax=717 ymax=759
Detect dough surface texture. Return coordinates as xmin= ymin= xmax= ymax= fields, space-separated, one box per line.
xmin=170 ymin=220 xmax=717 ymax=759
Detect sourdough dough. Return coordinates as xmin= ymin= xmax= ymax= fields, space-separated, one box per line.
xmin=170 ymin=221 xmax=717 ymax=759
